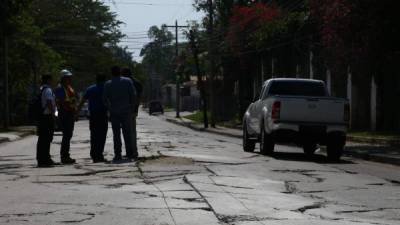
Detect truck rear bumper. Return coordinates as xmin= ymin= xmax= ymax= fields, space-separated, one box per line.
xmin=269 ymin=122 xmax=346 ymax=145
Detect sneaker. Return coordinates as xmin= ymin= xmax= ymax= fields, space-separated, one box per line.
xmin=61 ymin=157 xmax=76 ymax=164
xmin=112 ymin=155 xmax=122 ymax=162
xmin=125 ymin=155 xmax=139 ymax=161
xmin=126 ymin=156 xmax=139 ymax=160
xmin=37 ymin=162 xmax=54 ymax=168
xmin=37 ymin=158 xmax=55 ymax=167
xmin=93 ymin=158 xmax=108 ymax=163
xmin=46 ymin=159 xmax=55 ymax=165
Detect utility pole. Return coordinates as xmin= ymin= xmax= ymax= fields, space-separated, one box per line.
xmin=1 ymin=0 xmax=10 ymax=128
xmin=2 ymin=37 xmax=9 ymax=128
xmin=189 ymin=30 xmax=208 ymax=128
xmin=207 ymin=0 xmax=217 ymax=128
xmin=166 ymin=20 xmax=189 ymax=118
xmin=3 ymin=37 xmax=9 ymax=129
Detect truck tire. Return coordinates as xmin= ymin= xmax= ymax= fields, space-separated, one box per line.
xmin=303 ymin=143 xmax=317 ymax=156
xmin=260 ymin=125 xmax=274 ymax=155
xmin=243 ymin=124 xmax=255 ymax=152
xmin=327 ymin=134 xmax=345 ymax=162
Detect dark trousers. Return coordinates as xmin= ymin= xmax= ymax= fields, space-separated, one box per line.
xmin=59 ymin=111 xmax=75 ymax=159
xmin=89 ymin=112 xmax=108 ymax=160
xmin=132 ymin=116 xmax=137 ymax=152
xmin=36 ymin=115 xmax=55 ymax=163
xmin=110 ymin=113 xmax=137 ymax=158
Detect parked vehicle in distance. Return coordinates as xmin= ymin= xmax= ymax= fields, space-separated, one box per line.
xmin=79 ymin=102 xmax=90 ymax=118
xmin=242 ymin=78 xmax=350 ymax=161
xmin=148 ymin=100 xmax=164 ymax=115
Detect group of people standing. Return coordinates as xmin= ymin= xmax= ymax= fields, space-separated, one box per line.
xmin=36 ymin=66 xmax=142 ymax=167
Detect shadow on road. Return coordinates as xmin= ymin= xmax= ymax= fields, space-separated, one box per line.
xmin=256 ymin=151 xmax=355 ymax=165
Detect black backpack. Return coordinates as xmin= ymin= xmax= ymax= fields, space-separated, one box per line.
xmin=28 ymin=87 xmax=48 ymax=123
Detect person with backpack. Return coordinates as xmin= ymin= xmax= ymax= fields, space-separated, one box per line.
xmin=76 ymin=74 xmax=108 ymax=163
xmin=55 ymin=69 xmax=77 ymax=164
xmin=103 ymin=66 xmax=137 ymax=161
xmin=36 ymin=74 xmax=56 ymax=167
xmin=122 ymin=68 xmax=142 ymax=154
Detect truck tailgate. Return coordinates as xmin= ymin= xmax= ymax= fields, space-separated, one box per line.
xmin=278 ymin=97 xmax=347 ymax=124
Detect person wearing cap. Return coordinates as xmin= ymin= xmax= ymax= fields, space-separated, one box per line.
xmin=55 ymin=69 xmax=77 ymax=164
xmin=103 ymin=66 xmax=138 ymax=161
xmin=77 ymin=74 xmax=108 ymax=163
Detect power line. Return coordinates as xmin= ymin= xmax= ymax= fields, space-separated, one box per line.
xmin=105 ymin=0 xmax=192 ymax=6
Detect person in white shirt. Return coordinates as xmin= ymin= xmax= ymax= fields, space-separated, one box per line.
xmin=36 ymin=74 xmax=56 ymax=167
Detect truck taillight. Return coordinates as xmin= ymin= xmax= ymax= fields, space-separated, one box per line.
xmin=272 ymin=101 xmax=281 ymax=120
xmin=344 ymin=103 xmax=350 ymax=122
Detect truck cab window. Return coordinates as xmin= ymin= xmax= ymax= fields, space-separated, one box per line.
xmin=268 ymin=81 xmax=327 ymax=97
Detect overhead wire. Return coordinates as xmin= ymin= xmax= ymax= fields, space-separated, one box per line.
xmin=49 ymin=1 xmax=309 ymax=59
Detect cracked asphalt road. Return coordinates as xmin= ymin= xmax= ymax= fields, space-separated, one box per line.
xmin=1 ymin=112 xmax=399 ymax=225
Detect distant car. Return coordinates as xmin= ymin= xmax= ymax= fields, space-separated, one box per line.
xmin=148 ymin=101 xmax=164 ymax=115
xmin=79 ymin=102 xmax=90 ymax=118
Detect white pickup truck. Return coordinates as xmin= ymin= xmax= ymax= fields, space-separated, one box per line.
xmin=242 ymin=78 xmax=349 ymax=161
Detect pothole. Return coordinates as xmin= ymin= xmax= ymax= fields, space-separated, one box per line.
xmin=142 ymin=156 xmax=193 ymax=166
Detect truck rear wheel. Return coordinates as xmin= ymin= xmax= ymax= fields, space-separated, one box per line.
xmin=303 ymin=143 xmax=317 ymax=156
xmin=327 ymin=134 xmax=345 ymax=162
xmin=243 ymin=124 xmax=255 ymax=152
xmin=260 ymin=126 xmax=274 ymax=155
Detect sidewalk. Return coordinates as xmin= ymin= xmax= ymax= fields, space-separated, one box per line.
xmin=0 ymin=126 xmax=36 ymax=144
xmin=163 ymin=112 xmax=242 ymax=138
xmin=163 ymin=111 xmax=400 ymax=166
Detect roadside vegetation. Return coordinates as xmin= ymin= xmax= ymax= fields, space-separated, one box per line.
xmin=0 ymin=0 xmax=144 ymax=125
xmin=349 ymin=131 xmax=400 ymax=140
xmin=184 ymin=111 xmax=241 ymax=129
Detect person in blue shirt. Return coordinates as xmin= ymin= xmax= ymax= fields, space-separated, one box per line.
xmin=36 ymin=74 xmax=56 ymax=167
xmin=77 ymin=74 xmax=108 ymax=163
xmin=103 ymin=66 xmax=137 ymax=161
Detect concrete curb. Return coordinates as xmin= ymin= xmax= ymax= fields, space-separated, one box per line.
xmin=165 ymin=116 xmax=400 ymax=166
xmin=318 ymin=146 xmax=400 ymax=166
xmin=165 ymin=118 xmax=242 ymax=139
xmin=347 ymin=135 xmax=400 ymax=147
xmin=344 ymin=151 xmax=400 ymax=166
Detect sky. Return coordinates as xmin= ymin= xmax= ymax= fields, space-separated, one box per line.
xmin=103 ymin=0 xmax=205 ymax=62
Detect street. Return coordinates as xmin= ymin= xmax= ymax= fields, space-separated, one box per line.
xmin=1 ymin=113 xmax=399 ymax=225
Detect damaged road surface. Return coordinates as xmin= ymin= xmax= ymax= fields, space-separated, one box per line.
xmin=1 ymin=113 xmax=399 ymax=225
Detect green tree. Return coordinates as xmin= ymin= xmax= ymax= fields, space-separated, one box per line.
xmin=31 ymin=0 xmax=124 ymax=89
xmin=1 ymin=0 xmax=135 ymax=125
xmin=140 ymin=25 xmax=175 ymax=83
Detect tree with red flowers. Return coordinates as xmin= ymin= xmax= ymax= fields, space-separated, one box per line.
xmin=310 ymin=0 xmax=400 ymax=76
xmin=226 ymin=3 xmax=279 ymax=56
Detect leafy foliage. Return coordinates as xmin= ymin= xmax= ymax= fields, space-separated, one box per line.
xmin=140 ymin=25 xmax=175 ymax=83
xmin=310 ymin=0 xmax=400 ymax=75
xmin=226 ymin=3 xmax=279 ymax=55
xmin=1 ymin=0 xmax=137 ymax=124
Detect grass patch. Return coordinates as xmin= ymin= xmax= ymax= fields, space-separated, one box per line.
xmin=184 ymin=111 xmax=241 ymax=129
xmin=163 ymin=107 xmax=174 ymax=112
xmin=349 ymin=131 xmax=400 ymax=140
xmin=184 ymin=111 xmax=210 ymax=123
xmin=219 ymin=118 xmax=242 ymax=129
